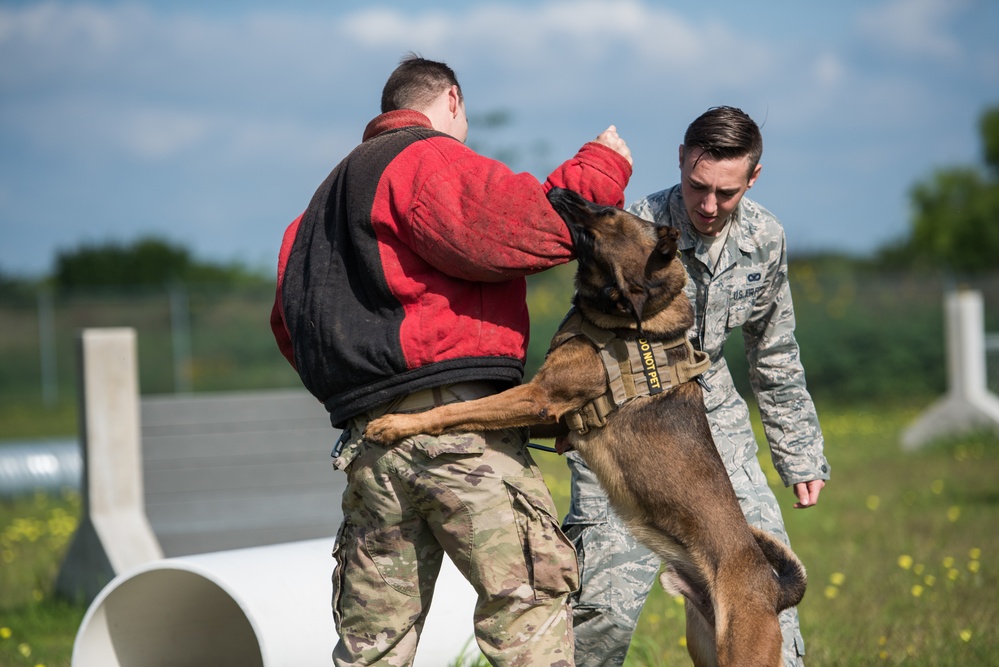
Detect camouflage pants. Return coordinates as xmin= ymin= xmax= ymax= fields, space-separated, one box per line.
xmin=331 ymin=422 xmax=578 ymax=667
xmin=563 ymin=449 xmax=805 ymax=667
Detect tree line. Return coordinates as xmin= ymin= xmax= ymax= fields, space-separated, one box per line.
xmin=876 ymin=106 xmax=999 ymax=276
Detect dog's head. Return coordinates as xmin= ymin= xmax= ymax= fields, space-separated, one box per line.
xmin=547 ymin=187 xmax=685 ymax=335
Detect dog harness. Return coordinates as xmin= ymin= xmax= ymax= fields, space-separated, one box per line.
xmin=550 ymin=311 xmax=712 ymax=434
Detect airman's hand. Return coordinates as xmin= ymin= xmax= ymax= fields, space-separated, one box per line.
xmin=793 ymin=479 xmax=826 ymax=508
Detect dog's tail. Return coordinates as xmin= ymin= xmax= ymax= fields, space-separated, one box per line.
xmin=751 ymin=527 xmax=808 ymax=612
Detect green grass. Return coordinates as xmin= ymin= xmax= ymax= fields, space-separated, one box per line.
xmin=2 ymin=402 xmax=997 ymax=666
xmin=532 ymin=401 xmax=999 ymax=666
xmin=0 ymin=490 xmax=84 ymax=667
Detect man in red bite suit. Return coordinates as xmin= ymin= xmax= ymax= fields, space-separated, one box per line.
xmin=270 ymin=54 xmax=632 ymax=666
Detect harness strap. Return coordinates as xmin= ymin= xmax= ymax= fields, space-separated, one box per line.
xmin=553 ymin=310 xmax=711 ymax=434
xmin=564 ymin=393 xmax=616 ymax=435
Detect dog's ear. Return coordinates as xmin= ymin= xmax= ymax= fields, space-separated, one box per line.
xmin=547 ymin=187 xmax=606 ymax=259
xmin=656 ymin=226 xmax=680 ymax=261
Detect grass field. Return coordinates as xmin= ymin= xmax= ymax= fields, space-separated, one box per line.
xmin=2 ymin=401 xmax=997 ymax=666
xmin=536 ymin=400 xmax=999 ymax=666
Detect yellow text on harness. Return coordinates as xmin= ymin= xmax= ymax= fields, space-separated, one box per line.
xmin=638 ymin=338 xmax=663 ymax=395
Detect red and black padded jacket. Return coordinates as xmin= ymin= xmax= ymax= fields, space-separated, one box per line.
xmin=270 ymin=110 xmax=631 ymax=427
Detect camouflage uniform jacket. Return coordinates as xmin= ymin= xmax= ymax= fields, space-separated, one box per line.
xmin=627 ymin=186 xmax=830 ymax=487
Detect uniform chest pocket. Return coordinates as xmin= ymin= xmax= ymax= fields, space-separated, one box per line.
xmin=725 ymin=268 xmax=767 ymax=328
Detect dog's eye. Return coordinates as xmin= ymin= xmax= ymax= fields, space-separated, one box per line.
xmin=596 ymin=286 xmax=620 ymax=309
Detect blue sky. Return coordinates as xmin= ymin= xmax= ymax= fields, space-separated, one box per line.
xmin=1 ymin=0 xmax=997 ymax=277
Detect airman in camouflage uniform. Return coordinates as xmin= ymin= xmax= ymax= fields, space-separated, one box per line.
xmin=565 ymin=106 xmax=830 ymax=667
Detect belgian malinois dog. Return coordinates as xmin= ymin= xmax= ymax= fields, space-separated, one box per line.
xmin=363 ymin=187 xmax=806 ymax=667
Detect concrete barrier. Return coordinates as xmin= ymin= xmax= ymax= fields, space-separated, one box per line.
xmin=56 ymin=328 xmax=163 ymax=603
xmin=902 ymin=289 xmax=999 ymax=449
xmin=72 ymin=538 xmax=478 ymax=667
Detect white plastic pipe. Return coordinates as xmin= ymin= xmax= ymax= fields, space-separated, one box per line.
xmin=73 ymin=538 xmax=478 ymax=667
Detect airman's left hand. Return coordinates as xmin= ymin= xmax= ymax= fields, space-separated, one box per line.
xmin=793 ymin=479 xmax=825 ymax=508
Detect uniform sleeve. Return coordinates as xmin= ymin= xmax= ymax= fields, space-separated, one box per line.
xmin=406 ymin=140 xmax=631 ymax=283
xmin=742 ymin=234 xmax=830 ymax=486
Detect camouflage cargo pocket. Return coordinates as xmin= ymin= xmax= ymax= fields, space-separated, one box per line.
xmin=504 ymin=475 xmax=579 ymax=600
xmin=330 ymin=521 xmax=350 ymax=633
xmin=410 ymin=431 xmax=489 ymax=458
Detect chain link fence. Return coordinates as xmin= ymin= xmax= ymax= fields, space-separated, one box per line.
xmin=1 ymin=269 xmax=998 ymax=438
xmin=0 ymin=283 xmax=300 ymax=413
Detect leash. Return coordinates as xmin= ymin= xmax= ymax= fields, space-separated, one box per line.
xmin=526 ymin=441 xmax=558 ymax=453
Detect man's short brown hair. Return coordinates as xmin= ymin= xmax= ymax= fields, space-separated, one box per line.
xmin=381 ymin=54 xmax=462 ymax=114
xmin=684 ymin=106 xmax=763 ymax=177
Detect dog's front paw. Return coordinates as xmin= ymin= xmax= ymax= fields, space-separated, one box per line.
xmin=364 ymin=414 xmax=417 ymax=445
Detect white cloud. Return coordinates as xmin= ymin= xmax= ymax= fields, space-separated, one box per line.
xmin=855 ymin=0 xmax=965 ymax=60
xmin=115 ymin=108 xmax=211 ymax=160
xmin=343 ymin=0 xmax=776 ymax=93
xmin=0 ymin=0 xmax=995 ymax=274
xmin=812 ymin=52 xmax=847 ymax=88
xmin=0 ymin=2 xmax=141 ymax=85
xmin=0 ymin=0 xmax=788 ymax=166
xmin=343 ymin=7 xmax=451 ymax=48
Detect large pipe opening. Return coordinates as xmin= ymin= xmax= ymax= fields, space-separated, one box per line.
xmin=72 ymin=539 xmax=477 ymax=666
xmin=75 ymin=567 xmax=264 ymax=667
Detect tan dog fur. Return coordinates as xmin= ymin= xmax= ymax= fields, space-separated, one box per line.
xmin=363 ymin=187 xmax=806 ymax=666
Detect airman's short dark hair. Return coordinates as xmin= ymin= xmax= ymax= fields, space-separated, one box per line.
xmin=684 ymin=106 xmax=763 ymax=178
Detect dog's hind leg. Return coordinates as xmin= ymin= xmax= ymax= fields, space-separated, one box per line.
xmin=657 ymin=567 xmax=718 ymax=667
xmin=713 ymin=595 xmax=783 ymax=667
xmin=683 ymin=599 xmax=718 ymax=667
